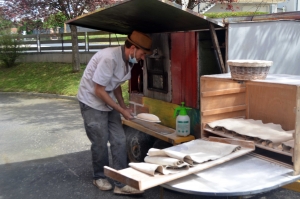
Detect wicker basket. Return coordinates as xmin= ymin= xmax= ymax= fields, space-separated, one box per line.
xmin=227 ymin=60 xmax=273 ymax=81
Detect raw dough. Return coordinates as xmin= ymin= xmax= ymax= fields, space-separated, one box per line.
xmin=207 ymin=118 xmax=293 ymax=144
xmin=136 ymin=113 xmax=160 ymax=122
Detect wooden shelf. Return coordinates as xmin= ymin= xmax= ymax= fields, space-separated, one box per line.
xmin=203 ymin=127 xmax=293 ymax=157
xmin=122 ymin=118 xmax=195 ymax=145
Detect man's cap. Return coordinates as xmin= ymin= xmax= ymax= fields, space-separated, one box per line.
xmin=127 ymin=31 xmax=152 ymax=54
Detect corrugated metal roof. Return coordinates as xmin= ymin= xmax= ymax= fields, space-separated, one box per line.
xmin=66 ymin=0 xmax=224 ymax=34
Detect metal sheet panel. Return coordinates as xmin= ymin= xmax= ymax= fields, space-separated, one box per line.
xmin=228 ymin=21 xmax=300 ymax=75
xmin=163 ymin=154 xmax=300 ymax=196
xmin=66 ymin=0 xmax=223 ymax=34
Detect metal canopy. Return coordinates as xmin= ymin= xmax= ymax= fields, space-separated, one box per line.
xmin=66 ymin=0 xmax=224 ymax=34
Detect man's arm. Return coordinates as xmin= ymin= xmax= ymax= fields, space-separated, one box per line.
xmin=94 ymin=83 xmax=133 ymax=120
xmin=114 ymin=85 xmax=127 ymax=109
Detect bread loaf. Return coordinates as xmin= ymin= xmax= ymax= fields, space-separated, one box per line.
xmin=136 ymin=113 xmax=160 ymax=122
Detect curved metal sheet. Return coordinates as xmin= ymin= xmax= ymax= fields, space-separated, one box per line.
xmin=162 ymin=154 xmax=300 ymax=196
xmin=66 ymin=0 xmax=224 ymax=34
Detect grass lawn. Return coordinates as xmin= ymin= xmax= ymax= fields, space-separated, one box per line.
xmin=0 ymin=62 xmax=129 ymax=104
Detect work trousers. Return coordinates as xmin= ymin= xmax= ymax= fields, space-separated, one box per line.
xmin=79 ymin=101 xmax=127 ymax=187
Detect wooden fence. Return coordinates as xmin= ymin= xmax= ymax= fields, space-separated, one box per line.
xmin=13 ymin=31 xmax=127 ymax=52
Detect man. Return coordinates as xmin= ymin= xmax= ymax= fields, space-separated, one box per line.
xmin=78 ymin=31 xmax=152 ymax=195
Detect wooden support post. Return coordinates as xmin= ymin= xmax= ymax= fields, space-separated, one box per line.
xmin=225 ymin=26 xmax=228 ymax=72
xmin=209 ymin=23 xmax=226 ymax=73
xmin=36 ymin=34 xmax=40 ymax=53
xmin=160 ymin=186 xmax=164 ymax=199
xmin=87 ymin=32 xmax=90 ymax=52
xmin=61 ymin=33 xmax=64 ymax=52
xmin=294 ymin=86 xmax=300 ymax=175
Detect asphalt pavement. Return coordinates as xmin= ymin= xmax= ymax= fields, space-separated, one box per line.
xmin=1 ymin=92 xmax=300 ymax=199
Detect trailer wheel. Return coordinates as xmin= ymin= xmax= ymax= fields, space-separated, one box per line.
xmin=152 ymin=139 xmax=172 ymax=149
xmin=124 ymin=126 xmax=154 ymax=162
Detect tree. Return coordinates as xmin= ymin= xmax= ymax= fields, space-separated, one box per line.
xmin=0 ymin=8 xmax=13 ymax=33
xmin=2 ymin=0 xmax=115 ymax=72
xmin=18 ymin=18 xmax=43 ymax=34
xmin=43 ymin=12 xmax=67 ymax=30
xmin=174 ymin=0 xmax=235 ymax=11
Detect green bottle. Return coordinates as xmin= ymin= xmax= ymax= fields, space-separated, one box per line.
xmin=173 ymin=102 xmax=191 ymax=137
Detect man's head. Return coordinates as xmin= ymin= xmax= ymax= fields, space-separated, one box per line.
xmin=125 ymin=31 xmax=152 ymax=63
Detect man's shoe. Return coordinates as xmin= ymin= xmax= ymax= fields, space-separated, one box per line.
xmin=114 ymin=185 xmax=144 ymax=195
xmin=93 ymin=179 xmax=113 ymax=191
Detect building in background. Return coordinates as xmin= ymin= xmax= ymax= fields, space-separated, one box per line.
xmin=193 ymin=0 xmax=299 ymax=14
xmin=278 ymin=0 xmax=300 ymax=12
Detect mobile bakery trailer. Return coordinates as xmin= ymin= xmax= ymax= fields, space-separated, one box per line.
xmin=67 ymin=0 xmax=300 ymax=196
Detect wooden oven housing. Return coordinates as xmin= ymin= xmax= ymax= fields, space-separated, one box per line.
xmin=200 ymin=74 xmax=300 ymax=175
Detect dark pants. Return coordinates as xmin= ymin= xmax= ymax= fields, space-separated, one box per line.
xmin=79 ymin=102 xmax=127 ymax=187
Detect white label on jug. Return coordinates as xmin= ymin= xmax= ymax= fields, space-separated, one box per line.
xmin=177 ymin=121 xmax=189 ymax=134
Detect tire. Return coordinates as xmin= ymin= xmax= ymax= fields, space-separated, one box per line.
xmin=152 ymin=139 xmax=173 ymax=149
xmin=124 ymin=125 xmax=155 ymax=162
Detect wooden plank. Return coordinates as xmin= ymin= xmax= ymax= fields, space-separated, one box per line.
xmin=104 ymin=138 xmax=255 ymax=191
xmin=247 ymin=74 xmax=300 ymax=85
xmin=104 ymin=167 xmax=142 ymax=188
xmin=247 ymin=83 xmax=296 ymax=131
xmin=76 ymin=32 xmax=86 ymax=36
xmin=88 ymin=37 xmax=126 ymax=42
xmin=87 ymin=31 xmax=114 ymax=36
xmin=282 ymin=180 xmax=300 ymax=192
xmin=18 ymin=40 xmax=37 ymax=45
xmin=201 ymin=92 xmax=246 ymax=111
xmin=77 ymin=39 xmax=86 ymax=43
xmin=203 ymin=127 xmax=293 ymax=157
xmin=171 ymin=32 xmax=198 ymax=109
xmin=183 ymin=31 xmax=198 ymax=109
xmin=109 ymin=37 xmax=126 ymax=42
xmin=40 ymin=46 xmax=85 ymax=51
xmin=88 ymin=45 xmax=110 ymax=50
xmin=201 ymin=77 xmax=245 ymax=92
xmin=201 ymin=87 xmax=246 ymax=97
xmin=40 ymin=40 xmax=64 ymax=44
xmin=122 ymin=118 xmax=195 ymax=145
xmin=19 ymin=46 xmax=37 ymax=49
xmin=294 ymin=86 xmax=300 ymax=175
xmin=209 ymin=23 xmax=225 ymax=73
xmin=245 ymin=81 xmax=250 ymax=119
xmin=171 ymin=33 xmax=183 ymax=105
xmin=201 ymin=110 xmax=246 ymax=124
xmin=208 ymin=136 xmax=255 ymax=149
xmin=16 ymin=35 xmax=37 ymax=39
xmin=225 ymin=28 xmax=228 ymax=72
xmin=202 ymin=105 xmax=246 ymax=116
xmin=88 ymin=38 xmax=111 ymax=43
xmin=127 ymin=119 xmax=175 ymax=134
xmin=41 ymin=39 xmax=85 ymax=44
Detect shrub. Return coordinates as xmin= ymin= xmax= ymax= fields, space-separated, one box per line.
xmin=0 ymin=34 xmax=25 ymax=68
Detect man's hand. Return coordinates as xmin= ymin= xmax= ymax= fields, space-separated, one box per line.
xmin=122 ymin=108 xmax=134 ymax=120
xmin=95 ymin=84 xmax=134 ymax=119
